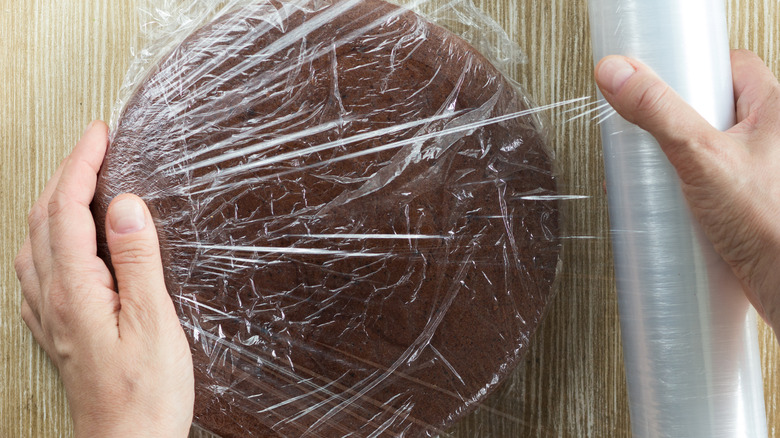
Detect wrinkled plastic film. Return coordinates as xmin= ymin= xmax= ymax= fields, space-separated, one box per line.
xmin=588 ymin=1 xmax=767 ymax=437
xmin=94 ymin=1 xmax=564 ymax=436
xmin=112 ymin=0 xmax=531 ymax=127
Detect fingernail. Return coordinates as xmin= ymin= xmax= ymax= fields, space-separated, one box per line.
xmin=109 ymin=197 xmax=146 ymax=234
xmin=81 ymin=120 xmax=97 ymax=135
xmin=598 ymin=57 xmax=636 ymax=94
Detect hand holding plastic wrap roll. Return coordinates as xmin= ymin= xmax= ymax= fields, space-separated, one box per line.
xmin=590 ymin=0 xmax=775 ymax=436
xmin=88 ymin=0 xmax=562 ymax=436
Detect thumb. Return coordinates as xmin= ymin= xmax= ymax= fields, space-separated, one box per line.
xmin=595 ymin=55 xmax=721 ymax=167
xmin=106 ymin=194 xmax=176 ymax=334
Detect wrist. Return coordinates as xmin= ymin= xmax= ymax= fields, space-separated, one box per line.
xmin=71 ymin=398 xmax=192 ymax=438
xmin=74 ymin=416 xmax=190 ymax=438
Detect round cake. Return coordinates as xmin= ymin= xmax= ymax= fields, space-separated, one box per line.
xmin=92 ymin=0 xmax=560 ymax=436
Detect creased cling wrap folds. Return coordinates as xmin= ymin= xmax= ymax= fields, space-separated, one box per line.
xmin=91 ymin=0 xmax=561 ymax=436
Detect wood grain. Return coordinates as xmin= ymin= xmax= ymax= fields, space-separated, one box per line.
xmin=1 ymin=1 xmax=777 ymax=437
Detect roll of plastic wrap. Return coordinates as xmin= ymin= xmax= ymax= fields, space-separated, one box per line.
xmin=588 ymin=1 xmax=767 ymax=437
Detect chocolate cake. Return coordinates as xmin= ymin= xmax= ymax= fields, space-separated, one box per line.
xmin=92 ymin=0 xmax=560 ymax=436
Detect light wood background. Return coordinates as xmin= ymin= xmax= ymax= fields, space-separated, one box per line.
xmin=1 ymin=1 xmax=778 ymax=437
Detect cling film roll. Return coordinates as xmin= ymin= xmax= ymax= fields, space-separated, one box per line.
xmin=588 ymin=0 xmax=767 ymax=436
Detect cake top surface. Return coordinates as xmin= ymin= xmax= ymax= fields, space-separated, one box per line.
xmin=92 ymin=0 xmax=560 ymax=436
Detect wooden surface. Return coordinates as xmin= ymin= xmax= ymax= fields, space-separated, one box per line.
xmin=1 ymin=0 xmax=778 ymax=436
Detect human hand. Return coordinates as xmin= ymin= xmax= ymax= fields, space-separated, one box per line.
xmin=13 ymin=121 xmax=194 ymax=437
xmin=595 ymin=50 xmax=780 ymax=334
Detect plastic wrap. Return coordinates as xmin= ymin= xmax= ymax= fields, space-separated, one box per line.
xmin=91 ymin=0 xmax=563 ymax=436
xmin=588 ymin=0 xmax=767 ymax=436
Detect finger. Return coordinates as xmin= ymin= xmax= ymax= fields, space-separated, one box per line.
xmin=595 ymin=56 xmax=724 ymax=169
xmin=29 ymin=122 xmax=96 ymax=275
xmin=28 ymin=162 xmax=66 ymax=286
xmin=21 ymin=298 xmax=53 ymax=359
xmin=47 ymin=121 xmax=109 ymax=266
xmin=105 ymin=194 xmax=178 ymax=337
xmin=14 ymin=239 xmax=42 ymax=320
xmin=730 ymin=49 xmax=780 ymax=125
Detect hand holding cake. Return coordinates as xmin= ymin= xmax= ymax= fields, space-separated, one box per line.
xmin=595 ymin=49 xmax=780 ymax=335
xmin=13 ymin=121 xmax=194 ymax=438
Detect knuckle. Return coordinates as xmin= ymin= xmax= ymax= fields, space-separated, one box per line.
xmin=27 ymin=202 xmax=48 ymax=231
xmin=732 ymin=48 xmax=754 ymax=59
xmin=46 ymin=187 xmax=72 ymax=220
xmin=13 ymin=252 xmax=29 ymax=280
xmin=110 ymin=240 xmax=160 ymax=267
xmin=673 ymin=133 xmax=729 ymax=187
xmin=40 ymin=281 xmax=83 ymax=324
xmin=47 ymin=334 xmax=74 ymax=363
xmin=687 ymin=132 xmax=735 ymax=174
xmin=20 ymin=302 xmax=37 ymax=328
xmin=731 ymin=49 xmax=763 ymax=71
xmin=43 ymin=291 xmax=72 ymax=323
xmin=20 ymin=282 xmax=38 ymax=306
xmin=633 ymin=80 xmax=671 ymax=121
xmin=683 ymin=132 xmax=713 ymax=156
